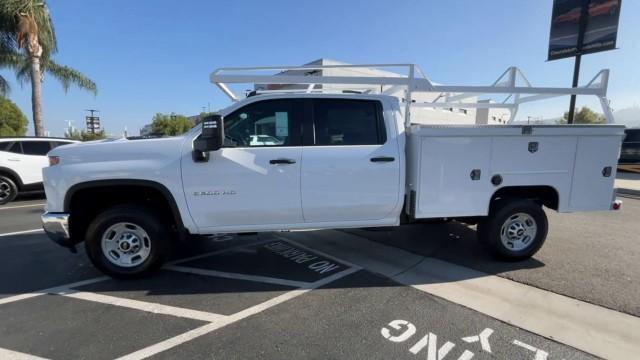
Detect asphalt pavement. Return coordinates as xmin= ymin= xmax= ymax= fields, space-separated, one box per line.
xmin=0 ymin=196 xmax=637 ymax=359
xmin=344 ymin=195 xmax=640 ymax=317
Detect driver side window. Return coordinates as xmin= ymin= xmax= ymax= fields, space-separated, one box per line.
xmin=224 ymin=99 xmax=300 ymax=147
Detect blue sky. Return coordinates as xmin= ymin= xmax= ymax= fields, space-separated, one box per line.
xmin=2 ymin=0 xmax=639 ymax=136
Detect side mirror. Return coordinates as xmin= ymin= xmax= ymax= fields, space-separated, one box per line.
xmin=193 ymin=114 xmax=223 ymax=162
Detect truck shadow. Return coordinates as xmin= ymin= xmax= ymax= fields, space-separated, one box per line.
xmin=15 ymin=192 xmax=46 ymax=202
xmin=344 ymin=221 xmax=546 ymax=276
xmin=0 ymin=225 xmax=544 ymax=301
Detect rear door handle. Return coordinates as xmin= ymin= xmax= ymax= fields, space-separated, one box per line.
xmin=370 ymin=156 xmax=395 ymax=163
xmin=8 ymin=158 xmax=19 ymax=161
xmin=269 ymin=158 xmax=296 ymax=165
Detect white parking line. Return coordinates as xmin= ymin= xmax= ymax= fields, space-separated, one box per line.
xmin=0 ymin=239 xmax=269 ymax=306
xmin=286 ymin=230 xmax=640 ymax=360
xmin=0 ymin=276 xmax=109 ymax=306
xmin=0 ymin=203 xmax=45 ymax=210
xmin=0 ymin=229 xmax=43 ymax=237
xmin=0 ymin=234 xmax=361 ymax=360
xmin=0 ymin=292 xmax=43 ymax=306
xmin=0 ymin=347 xmax=49 ymax=359
xmin=400 ymin=259 xmax=640 ymax=360
xmin=166 ymin=265 xmax=313 ymax=288
xmin=60 ymin=291 xmax=227 ymax=323
xmin=116 ymin=266 xmax=360 ymax=360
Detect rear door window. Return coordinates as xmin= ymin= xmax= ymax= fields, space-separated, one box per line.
xmin=21 ymin=141 xmax=52 ymax=156
xmin=7 ymin=142 xmax=22 ymax=154
xmin=0 ymin=141 xmax=11 ymax=151
xmin=311 ymin=99 xmax=386 ymax=146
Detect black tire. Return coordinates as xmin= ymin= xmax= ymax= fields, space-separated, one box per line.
xmin=0 ymin=175 xmax=18 ymax=205
xmin=477 ymin=199 xmax=548 ymax=261
xmin=85 ymin=205 xmax=171 ymax=279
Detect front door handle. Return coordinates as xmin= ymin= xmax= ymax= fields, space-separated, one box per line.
xmin=370 ymin=156 xmax=395 ymax=163
xmin=269 ymin=158 xmax=296 ymax=165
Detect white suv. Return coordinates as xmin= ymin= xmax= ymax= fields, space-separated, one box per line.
xmin=0 ymin=137 xmax=78 ymax=204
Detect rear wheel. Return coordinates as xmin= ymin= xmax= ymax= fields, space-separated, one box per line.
xmin=85 ymin=205 xmax=171 ymax=278
xmin=0 ymin=176 xmax=18 ymax=205
xmin=477 ymin=199 xmax=548 ymax=261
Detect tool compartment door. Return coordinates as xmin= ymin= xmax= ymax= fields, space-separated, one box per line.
xmin=414 ymin=136 xmax=492 ymax=218
xmin=569 ymin=136 xmax=621 ymax=211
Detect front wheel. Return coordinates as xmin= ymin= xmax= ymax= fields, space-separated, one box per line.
xmin=85 ymin=205 xmax=171 ymax=278
xmin=0 ymin=176 xmax=18 ymax=205
xmin=477 ymin=199 xmax=548 ymax=261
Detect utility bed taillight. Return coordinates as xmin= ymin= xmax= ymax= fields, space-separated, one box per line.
xmin=612 ymin=200 xmax=622 ymax=210
xmin=49 ymin=156 xmax=60 ymax=166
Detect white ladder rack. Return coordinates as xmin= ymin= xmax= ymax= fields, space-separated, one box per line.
xmin=209 ymin=63 xmax=614 ymax=126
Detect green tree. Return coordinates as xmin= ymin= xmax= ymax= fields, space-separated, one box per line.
xmin=0 ymin=0 xmax=97 ymax=136
xmin=196 ymin=111 xmax=216 ymax=125
xmin=0 ymin=96 xmax=27 ymax=136
xmin=0 ymin=75 xmax=7 ymax=97
xmin=561 ymin=107 xmax=606 ymax=124
xmin=151 ymin=113 xmax=193 ymax=136
xmin=64 ymin=128 xmax=106 ymax=141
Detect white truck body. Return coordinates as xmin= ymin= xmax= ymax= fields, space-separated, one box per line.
xmin=407 ymin=125 xmax=623 ymax=218
xmin=40 ymin=63 xmax=625 ymax=277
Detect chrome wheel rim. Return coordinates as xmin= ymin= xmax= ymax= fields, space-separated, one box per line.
xmin=500 ymin=213 xmax=537 ymax=251
xmin=0 ymin=180 xmax=11 ymax=201
xmin=101 ymin=222 xmax=151 ymax=267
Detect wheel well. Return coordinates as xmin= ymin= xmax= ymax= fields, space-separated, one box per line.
xmin=490 ymin=186 xmax=559 ymax=211
xmin=66 ymin=182 xmax=184 ymax=244
xmin=0 ymin=167 xmax=22 ymax=189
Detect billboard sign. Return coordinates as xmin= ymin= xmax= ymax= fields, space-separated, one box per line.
xmin=548 ymin=0 xmax=622 ymax=60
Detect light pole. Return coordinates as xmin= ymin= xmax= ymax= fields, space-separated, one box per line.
xmin=84 ymin=109 xmax=100 ymax=134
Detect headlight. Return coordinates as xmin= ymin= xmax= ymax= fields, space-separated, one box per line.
xmin=49 ymin=156 xmax=60 ymax=166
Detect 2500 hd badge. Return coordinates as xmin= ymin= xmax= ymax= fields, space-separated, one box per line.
xmin=193 ymin=190 xmax=237 ymax=196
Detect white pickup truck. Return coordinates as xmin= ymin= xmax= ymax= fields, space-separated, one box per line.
xmin=41 ymin=63 xmax=625 ymax=278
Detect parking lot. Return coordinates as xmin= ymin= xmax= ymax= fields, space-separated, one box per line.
xmin=1 ymin=195 xmax=639 ymax=359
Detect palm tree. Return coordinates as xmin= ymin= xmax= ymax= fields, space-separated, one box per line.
xmin=0 ymin=67 xmax=12 ymax=98
xmin=0 ymin=33 xmax=20 ymax=97
xmin=0 ymin=0 xmax=96 ymax=136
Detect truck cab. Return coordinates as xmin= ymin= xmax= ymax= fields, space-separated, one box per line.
xmin=183 ymin=94 xmax=404 ymax=233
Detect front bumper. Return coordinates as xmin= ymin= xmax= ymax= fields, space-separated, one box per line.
xmin=41 ymin=212 xmax=74 ymax=249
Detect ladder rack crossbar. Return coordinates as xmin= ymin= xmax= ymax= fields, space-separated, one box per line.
xmin=209 ymin=63 xmax=613 ymax=125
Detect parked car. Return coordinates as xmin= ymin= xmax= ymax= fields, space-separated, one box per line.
xmin=554 ymin=7 xmax=582 ymax=24
xmin=589 ymin=0 xmax=619 ymax=17
xmin=553 ymin=0 xmax=618 ymax=24
xmin=618 ymin=129 xmax=640 ymax=173
xmin=0 ymin=137 xmax=78 ymax=204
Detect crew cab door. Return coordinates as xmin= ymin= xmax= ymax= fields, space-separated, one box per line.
xmin=301 ymin=98 xmax=401 ymax=222
xmin=181 ymin=99 xmax=304 ymax=231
